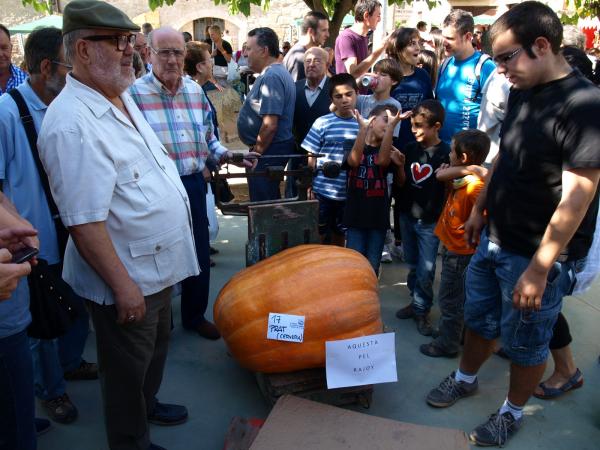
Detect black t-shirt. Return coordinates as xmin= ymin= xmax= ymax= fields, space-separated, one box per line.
xmin=213 ymin=40 xmax=233 ymax=67
xmin=487 ymin=71 xmax=600 ymax=260
xmin=398 ymin=140 xmax=450 ymax=223
xmin=342 ymin=142 xmax=390 ymax=229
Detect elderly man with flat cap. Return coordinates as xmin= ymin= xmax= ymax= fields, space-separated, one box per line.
xmin=38 ymin=1 xmax=198 ymax=449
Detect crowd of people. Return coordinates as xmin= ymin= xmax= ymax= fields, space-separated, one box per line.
xmin=0 ymin=0 xmax=599 ymax=449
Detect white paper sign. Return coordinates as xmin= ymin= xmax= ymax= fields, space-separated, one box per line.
xmin=325 ymin=332 xmax=397 ymax=389
xmin=266 ymin=313 xmax=305 ymax=343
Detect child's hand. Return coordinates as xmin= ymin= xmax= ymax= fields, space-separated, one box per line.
xmin=352 ymin=109 xmax=373 ymax=131
xmin=387 ymin=109 xmax=413 ymax=126
xmin=436 ymin=163 xmax=450 ymax=173
xmin=390 ymin=148 xmax=405 ymax=166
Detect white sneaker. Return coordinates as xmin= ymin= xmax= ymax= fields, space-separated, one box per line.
xmin=381 ymin=247 xmax=392 ymax=263
xmin=390 ymin=244 xmax=404 ymax=261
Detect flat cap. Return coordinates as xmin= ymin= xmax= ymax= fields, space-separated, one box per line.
xmin=62 ymin=0 xmax=140 ymax=35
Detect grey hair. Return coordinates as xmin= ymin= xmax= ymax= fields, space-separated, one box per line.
xmin=63 ymin=29 xmax=87 ymax=64
xmin=562 ymin=25 xmax=586 ymax=50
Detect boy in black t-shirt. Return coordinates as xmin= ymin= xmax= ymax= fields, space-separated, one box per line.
xmin=426 ymin=3 xmax=600 ymax=447
xmin=343 ymin=105 xmax=409 ymax=274
xmin=395 ymin=100 xmax=450 ymax=336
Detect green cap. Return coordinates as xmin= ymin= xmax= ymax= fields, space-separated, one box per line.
xmin=62 ymin=0 xmax=141 ymax=35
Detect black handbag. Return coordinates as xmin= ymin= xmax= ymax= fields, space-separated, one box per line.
xmin=8 ymin=89 xmax=80 ymax=339
xmin=27 ymin=260 xmax=85 ymax=339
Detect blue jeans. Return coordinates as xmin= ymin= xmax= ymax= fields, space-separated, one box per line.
xmin=346 ymin=227 xmax=387 ymax=274
xmin=464 ymin=231 xmax=575 ymax=366
xmin=180 ymin=173 xmax=211 ymax=329
xmin=248 ymin=139 xmax=296 ymax=201
xmin=399 ymin=213 xmax=439 ymax=316
xmin=0 ymin=330 xmax=36 ymax=450
xmin=30 ymin=308 xmax=89 ymax=401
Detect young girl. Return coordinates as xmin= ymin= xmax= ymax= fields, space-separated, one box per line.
xmin=343 ymin=105 xmax=409 ymax=273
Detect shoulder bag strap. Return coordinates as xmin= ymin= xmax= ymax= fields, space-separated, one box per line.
xmin=8 ymin=89 xmax=60 ymax=219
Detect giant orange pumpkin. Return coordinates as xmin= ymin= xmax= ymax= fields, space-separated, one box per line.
xmin=213 ymin=244 xmax=383 ymax=373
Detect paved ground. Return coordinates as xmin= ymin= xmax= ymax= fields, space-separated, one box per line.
xmin=38 ymin=212 xmax=600 ymax=450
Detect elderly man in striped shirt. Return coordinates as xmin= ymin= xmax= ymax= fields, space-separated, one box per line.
xmin=129 ymin=26 xmax=255 ymax=340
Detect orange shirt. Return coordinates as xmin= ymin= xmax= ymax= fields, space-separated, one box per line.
xmin=435 ymin=175 xmax=485 ymax=255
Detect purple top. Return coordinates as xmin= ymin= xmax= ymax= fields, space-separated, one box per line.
xmin=334 ymin=28 xmax=368 ymax=74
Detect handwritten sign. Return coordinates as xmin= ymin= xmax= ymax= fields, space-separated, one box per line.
xmin=267 ymin=313 xmax=305 ymax=343
xmin=325 ymin=332 xmax=397 ymax=389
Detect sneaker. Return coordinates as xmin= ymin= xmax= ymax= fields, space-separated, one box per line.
xmin=395 ymin=304 xmax=415 ymax=320
xmin=390 ymin=244 xmax=404 ymax=261
xmin=381 ymin=249 xmax=392 ymax=263
xmin=64 ymin=359 xmax=98 ymax=381
xmin=148 ymin=401 xmax=188 ymax=426
xmin=40 ymin=393 xmax=78 ymax=424
xmin=35 ymin=418 xmax=51 ymax=437
xmin=469 ymin=411 xmax=523 ymax=447
xmin=415 ymin=315 xmax=433 ymax=336
xmin=426 ymin=372 xmax=478 ymax=408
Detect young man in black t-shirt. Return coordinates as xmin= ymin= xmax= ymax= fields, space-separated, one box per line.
xmin=426 ymin=2 xmax=600 ymax=447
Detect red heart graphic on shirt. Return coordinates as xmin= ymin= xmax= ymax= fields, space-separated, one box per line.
xmin=411 ymin=162 xmax=433 ymax=183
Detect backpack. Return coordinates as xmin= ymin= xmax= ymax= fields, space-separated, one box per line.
xmin=436 ymin=53 xmax=492 ymax=101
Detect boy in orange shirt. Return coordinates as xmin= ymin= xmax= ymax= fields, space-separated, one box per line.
xmin=420 ymin=129 xmax=490 ymax=358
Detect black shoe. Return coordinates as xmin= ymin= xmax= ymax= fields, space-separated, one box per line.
xmin=196 ymin=320 xmax=221 ymax=340
xmin=415 ymin=315 xmax=433 ymax=336
xmin=469 ymin=411 xmax=523 ymax=446
xmin=35 ymin=418 xmax=51 ymax=437
xmin=426 ymin=371 xmax=478 ymax=408
xmin=209 ymin=246 xmax=219 ymax=255
xmin=64 ymin=359 xmax=98 ymax=381
xmin=40 ymin=393 xmax=78 ymax=424
xmin=148 ymin=444 xmax=168 ymax=450
xmin=395 ymin=304 xmax=415 ymax=319
xmin=420 ymin=343 xmax=458 ymax=358
xmin=148 ymin=402 xmax=188 ymax=426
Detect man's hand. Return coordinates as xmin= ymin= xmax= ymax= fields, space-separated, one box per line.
xmin=387 ymin=109 xmax=412 ymax=127
xmin=0 ymin=227 xmax=39 ymax=253
xmin=512 ymin=265 xmax=549 ymax=311
xmin=223 ymin=151 xmax=261 ymax=170
xmin=464 ymin=207 xmax=486 ymax=247
xmin=0 ymin=249 xmax=31 ymax=300
xmin=114 ymin=280 xmax=146 ymax=324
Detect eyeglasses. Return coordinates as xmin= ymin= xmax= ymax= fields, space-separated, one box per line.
xmin=150 ymin=47 xmax=185 ymax=59
xmin=51 ymin=60 xmax=73 ymax=69
xmin=82 ymin=34 xmax=136 ymax=51
xmin=493 ymin=47 xmax=523 ymax=65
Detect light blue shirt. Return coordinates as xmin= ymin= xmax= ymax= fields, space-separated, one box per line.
xmin=436 ymin=51 xmax=496 ymax=144
xmin=301 ymin=113 xmax=359 ymax=201
xmin=0 ymin=81 xmax=61 ymax=337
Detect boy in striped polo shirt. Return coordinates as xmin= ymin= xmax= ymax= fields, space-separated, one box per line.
xmin=302 ymin=73 xmax=359 ymax=245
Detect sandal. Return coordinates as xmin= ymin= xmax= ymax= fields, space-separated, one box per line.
xmin=533 ymin=368 xmax=583 ymax=400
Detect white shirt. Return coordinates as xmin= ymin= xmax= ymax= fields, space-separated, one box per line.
xmin=304 ymin=76 xmax=327 ymax=107
xmin=477 ymin=71 xmax=511 ymax=163
xmin=38 ymin=74 xmax=199 ymax=304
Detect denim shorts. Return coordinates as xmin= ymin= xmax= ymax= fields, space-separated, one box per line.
xmin=315 ymin=193 xmax=346 ymax=236
xmin=464 ymin=231 xmax=575 ymax=366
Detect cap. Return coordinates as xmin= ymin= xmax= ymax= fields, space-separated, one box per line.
xmin=62 ymin=0 xmax=140 ymax=35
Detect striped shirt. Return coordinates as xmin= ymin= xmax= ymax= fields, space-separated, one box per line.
xmin=129 ymin=72 xmax=227 ymax=176
xmin=0 ymin=64 xmax=28 ymax=95
xmin=301 ymin=113 xmax=359 ymax=200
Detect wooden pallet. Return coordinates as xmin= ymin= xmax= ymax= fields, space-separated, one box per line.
xmin=255 ymin=368 xmax=373 ymax=409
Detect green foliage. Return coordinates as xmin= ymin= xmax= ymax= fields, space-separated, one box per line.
xmin=561 ymin=0 xmax=600 ymax=23
xmin=21 ymin=0 xmax=52 ymax=14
